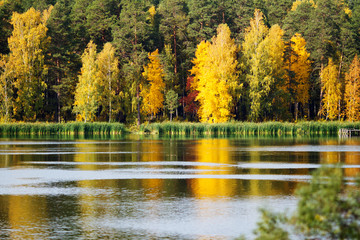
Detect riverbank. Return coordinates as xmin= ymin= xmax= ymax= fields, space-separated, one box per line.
xmin=0 ymin=122 xmax=126 ymax=136
xmin=0 ymin=121 xmax=359 ymax=137
xmin=139 ymin=121 xmax=360 ymax=136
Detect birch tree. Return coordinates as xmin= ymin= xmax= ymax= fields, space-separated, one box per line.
xmin=96 ymin=42 xmax=119 ymax=122
xmin=73 ymin=41 xmax=98 ymax=122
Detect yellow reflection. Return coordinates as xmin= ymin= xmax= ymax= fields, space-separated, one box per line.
xmin=320 ymin=140 xmax=341 ymax=164
xmin=74 ymin=142 xmax=118 ymax=238
xmin=141 ymin=141 xmax=164 ymax=199
xmin=191 ymin=139 xmax=233 ymax=240
xmin=192 ymin=139 xmax=234 ymax=198
xmin=8 ymin=196 xmax=48 ymax=239
xmin=344 ymin=139 xmax=360 ymax=177
xmin=344 ymin=152 xmax=360 ymax=177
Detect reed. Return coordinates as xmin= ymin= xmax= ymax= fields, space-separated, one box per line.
xmin=140 ymin=121 xmax=360 ymax=137
xmin=0 ymin=122 xmax=126 ymax=136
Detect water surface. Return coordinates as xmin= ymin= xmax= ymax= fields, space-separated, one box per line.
xmin=0 ymin=136 xmax=359 ymax=239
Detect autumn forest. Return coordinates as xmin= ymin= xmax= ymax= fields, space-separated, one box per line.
xmin=1 ymin=0 xmax=360 ymax=124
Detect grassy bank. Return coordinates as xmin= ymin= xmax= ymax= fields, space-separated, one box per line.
xmin=140 ymin=121 xmax=360 ymax=137
xmin=0 ymin=122 xmax=126 ymax=136
xmin=0 ymin=121 xmax=359 ymax=137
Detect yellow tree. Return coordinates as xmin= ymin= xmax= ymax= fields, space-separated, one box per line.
xmin=243 ymin=9 xmax=285 ymax=121
xmin=7 ymin=7 xmax=51 ymax=121
xmin=320 ymin=58 xmax=341 ymax=120
xmin=344 ymin=55 xmax=360 ymax=121
xmin=285 ymin=33 xmax=311 ymax=120
xmin=96 ymin=42 xmax=119 ymax=122
xmin=141 ymin=49 xmax=165 ymax=117
xmin=0 ymin=54 xmax=12 ymax=122
xmin=73 ymin=41 xmax=98 ymax=122
xmin=191 ymin=24 xmax=238 ymax=123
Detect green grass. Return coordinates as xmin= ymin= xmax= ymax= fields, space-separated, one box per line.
xmin=139 ymin=121 xmax=360 ymax=137
xmin=1 ymin=121 xmax=359 ymax=137
xmin=0 ymin=122 xmax=126 ymax=136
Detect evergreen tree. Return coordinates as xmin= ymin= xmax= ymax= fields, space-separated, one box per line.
xmin=158 ymin=0 xmax=188 ymax=75
xmin=86 ymin=0 xmax=118 ymax=47
xmin=112 ymin=0 xmax=150 ymax=125
xmin=47 ymin=0 xmax=78 ymax=121
xmin=165 ymin=89 xmax=179 ymax=121
xmin=70 ymin=0 xmax=93 ymax=54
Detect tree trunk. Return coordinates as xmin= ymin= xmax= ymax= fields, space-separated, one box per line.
xmin=173 ymin=27 xmax=177 ymax=74
xmin=137 ymin=85 xmax=140 ymax=126
xmin=57 ymin=59 xmax=61 ymax=123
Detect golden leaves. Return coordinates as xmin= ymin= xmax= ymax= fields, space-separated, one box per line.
xmin=320 ymin=58 xmax=341 ymax=120
xmin=141 ymin=49 xmax=165 ymax=116
xmin=191 ymin=24 xmax=238 ymax=123
xmin=345 ymin=55 xmax=360 ymax=121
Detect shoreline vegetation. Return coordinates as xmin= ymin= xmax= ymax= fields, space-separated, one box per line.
xmin=0 ymin=121 xmax=360 ymax=137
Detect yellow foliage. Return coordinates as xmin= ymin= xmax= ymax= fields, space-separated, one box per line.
xmin=243 ymin=9 xmax=285 ymax=121
xmin=73 ymin=41 xmax=99 ymax=122
xmin=291 ymin=0 xmax=316 ymax=11
xmin=191 ymin=24 xmax=238 ymax=123
xmin=7 ymin=7 xmax=50 ymax=121
xmin=320 ymin=58 xmax=341 ymax=120
xmin=285 ymin=34 xmax=311 ymax=107
xmin=141 ymin=49 xmax=165 ymax=116
xmin=96 ymin=42 xmax=119 ymax=121
xmin=148 ymin=6 xmax=156 ymax=26
xmin=345 ymin=55 xmax=360 ymax=121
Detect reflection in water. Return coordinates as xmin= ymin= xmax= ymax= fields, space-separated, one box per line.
xmin=191 ymin=139 xmax=234 ymax=240
xmin=0 ymin=136 xmax=359 ymax=239
xmin=8 ymin=196 xmax=48 ymax=239
xmin=191 ymin=139 xmax=234 ymax=198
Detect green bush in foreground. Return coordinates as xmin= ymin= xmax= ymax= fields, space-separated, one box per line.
xmin=247 ymin=167 xmax=360 ymax=240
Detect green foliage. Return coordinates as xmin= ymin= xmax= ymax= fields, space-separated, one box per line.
xmin=254 ymin=209 xmax=289 ymax=240
xmin=296 ymin=167 xmax=360 ymax=239
xmin=249 ymin=166 xmax=360 ymax=240
xmin=165 ymin=89 xmax=179 ymax=121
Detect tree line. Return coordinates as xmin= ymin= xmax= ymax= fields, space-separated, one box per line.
xmin=0 ymin=0 xmax=360 ymax=124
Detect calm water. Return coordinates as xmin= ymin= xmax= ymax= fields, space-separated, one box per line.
xmin=0 ymin=135 xmax=359 ymax=239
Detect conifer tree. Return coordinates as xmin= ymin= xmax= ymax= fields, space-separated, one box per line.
xmin=73 ymin=41 xmax=98 ymax=122
xmin=112 ymin=0 xmax=150 ymax=125
xmin=47 ymin=0 xmax=77 ymax=122
xmin=158 ymin=0 xmax=188 ymax=75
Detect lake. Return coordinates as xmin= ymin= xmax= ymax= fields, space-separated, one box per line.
xmin=0 ymin=135 xmax=359 ymax=239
